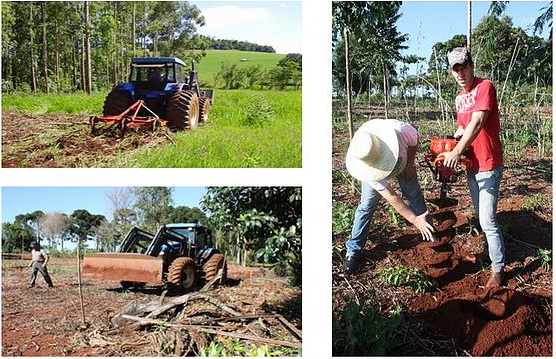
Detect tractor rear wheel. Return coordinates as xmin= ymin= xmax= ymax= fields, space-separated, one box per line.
xmin=167 ymin=257 xmax=197 ymax=291
xmin=203 ymin=253 xmax=227 ymax=283
xmin=166 ymin=90 xmax=199 ymax=130
xmin=103 ymin=90 xmax=132 ymax=116
xmin=199 ymin=97 xmax=211 ymax=124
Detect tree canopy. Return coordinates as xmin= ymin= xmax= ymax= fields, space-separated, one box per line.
xmin=201 ymin=187 xmax=302 ymax=285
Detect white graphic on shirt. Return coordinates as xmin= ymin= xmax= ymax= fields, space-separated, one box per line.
xmin=455 ymin=87 xmax=478 ymax=113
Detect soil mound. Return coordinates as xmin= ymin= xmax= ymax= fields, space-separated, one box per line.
xmin=418 ymin=288 xmax=551 ymax=356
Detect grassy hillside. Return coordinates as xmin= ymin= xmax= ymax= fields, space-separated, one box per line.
xmin=196 ymin=50 xmax=285 ymax=85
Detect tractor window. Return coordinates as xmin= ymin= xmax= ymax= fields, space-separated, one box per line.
xmin=130 ymin=64 xmax=175 ymax=83
xmin=195 ymin=229 xmax=208 ymax=248
xmin=175 ymin=64 xmax=185 ymax=83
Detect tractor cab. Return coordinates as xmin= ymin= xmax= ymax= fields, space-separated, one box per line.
xmin=130 ymin=57 xmax=186 ymax=93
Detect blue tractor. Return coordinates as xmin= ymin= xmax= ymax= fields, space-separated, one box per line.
xmin=103 ymin=57 xmax=213 ymax=130
xmin=82 ymin=222 xmax=227 ymax=292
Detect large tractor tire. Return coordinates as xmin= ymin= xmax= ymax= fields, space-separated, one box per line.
xmin=103 ymin=90 xmax=132 ymax=116
xmin=167 ymin=257 xmax=197 ymax=291
xmin=203 ymin=253 xmax=227 ymax=283
xmin=198 ymin=97 xmax=211 ymax=124
xmin=166 ymin=90 xmax=199 ymax=130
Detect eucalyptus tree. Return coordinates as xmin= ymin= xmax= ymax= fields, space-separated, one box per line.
xmin=332 ymin=1 xmax=374 ymax=137
xmin=132 ymin=187 xmax=174 ymax=232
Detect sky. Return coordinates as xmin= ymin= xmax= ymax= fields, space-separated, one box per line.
xmin=1 ymin=187 xmax=207 ymax=223
xmin=191 ymin=1 xmax=302 ymax=54
xmin=396 ymin=1 xmax=551 ymax=73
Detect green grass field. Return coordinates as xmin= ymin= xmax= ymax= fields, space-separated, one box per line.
xmin=2 ymin=92 xmax=104 ymax=114
xmin=2 ymin=89 xmax=301 ymax=168
xmin=196 ymin=50 xmax=285 ymax=85
xmin=120 ymin=90 xmax=301 ymax=167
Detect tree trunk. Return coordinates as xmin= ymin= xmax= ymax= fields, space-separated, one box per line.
xmin=106 ymin=44 xmax=110 ymax=89
xmin=41 ymin=2 xmax=49 ymax=93
xmin=29 ymin=5 xmax=38 ymax=93
xmin=343 ymin=27 xmax=353 ymax=139
xmin=132 ymin=2 xmax=136 ymax=56
xmin=467 ymin=1 xmax=472 ymax=49
xmin=112 ymin=2 xmax=117 ymax=85
xmin=55 ymin=19 xmax=60 ymax=92
xmin=84 ymin=1 xmax=92 ymax=94
xmin=80 ymin=36 xmax=85 ymax=91
xmin=71 ymin=36 xmax=78 ymax=90
xmin=382 ymin=60 xmax=389 ymax=119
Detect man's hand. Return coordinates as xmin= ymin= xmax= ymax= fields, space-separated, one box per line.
xmin=28 ymin=262 xmax=33 ymax=268
xmin=412 ymin=211 xmax=435 ymax=241
xmin=441 ymin=150 xmax=460 ymax=169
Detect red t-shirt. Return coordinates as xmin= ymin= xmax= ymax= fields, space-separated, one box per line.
xmin=455 ymin=77 xmax=503 ymax=172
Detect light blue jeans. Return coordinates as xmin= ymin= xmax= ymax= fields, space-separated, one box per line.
xmin=345 ymin=172 xmax=429 ymax=258
xmin=467 ymin=165 xmax=505 ymax=272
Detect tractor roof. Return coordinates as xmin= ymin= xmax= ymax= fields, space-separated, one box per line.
xmin=166 ymin=222 xmax=208 ymax=230
xmin=132 ymin=57 xmax=185 ymax=66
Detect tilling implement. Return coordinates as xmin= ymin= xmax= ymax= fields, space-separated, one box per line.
xmin=423 ymin=137 xmax=472 ymax=206
xmin=90 ymin=100 xmax=167 ymax=137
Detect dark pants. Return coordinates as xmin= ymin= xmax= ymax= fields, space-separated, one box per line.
xmin=29 ymin=261 xmax=53 ymax=287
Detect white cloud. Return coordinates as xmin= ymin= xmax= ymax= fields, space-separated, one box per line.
xmin=279 ymin=3 xmax=286 ymax=8
xmin=201 ymin=6 xmax=272 ymax=32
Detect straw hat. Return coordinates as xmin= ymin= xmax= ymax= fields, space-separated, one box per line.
xmin=345 ymin=119 xmax=400 ymax=182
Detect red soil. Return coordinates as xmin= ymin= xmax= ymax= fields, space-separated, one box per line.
xmin=398 ymin=198 xmax=552 ymax=356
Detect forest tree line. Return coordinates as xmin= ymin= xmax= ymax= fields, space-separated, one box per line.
xmin=332 ymin=2 xmax=552 ymax=112
xmin=200 ymin=35 xmax=276 ymax=53
xmin=2 ymin=188 xmax=208 ymax=253
xmin=2 ymin=1 xmax=267 ymax=94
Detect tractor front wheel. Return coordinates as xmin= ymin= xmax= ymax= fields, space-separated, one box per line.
xmin=203 ymin=253 xmax=227 ymax=283
xmin=167 ymin=257 xmax=197 ymax=291
xmin=199 ymin=97 xmax=211 ymax=124
xmin=103 ymin=90 xmax=132 ymax=116
xmin=166 ymin=90 xmax=199 ymax=130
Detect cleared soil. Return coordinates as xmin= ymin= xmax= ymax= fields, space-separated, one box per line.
xmin=332 ymin=105 xmax=552 ymax=356
xmin=2 ymin=256 xmax=301 ymax=356
xmin=2 ymin=111 xmax=172 ymax=168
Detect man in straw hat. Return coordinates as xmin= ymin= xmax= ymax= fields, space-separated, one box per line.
xmin=344 ymin=119 xmax=435 ymax=273
xmin=442 ymin=47 xmax=505 ymax=288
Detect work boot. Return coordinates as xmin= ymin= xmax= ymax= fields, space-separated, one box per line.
xmin=486 ymin=271 xmax=503 ymax=288
xmin=343 ymin=255 xmax=361 ymax=273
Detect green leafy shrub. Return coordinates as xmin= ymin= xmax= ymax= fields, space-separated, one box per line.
xmin=522 ymin=194 xmax=552 ymax=212
xmin=538 ymin=248 xmax=552 ymax=272
xmin=378 ymin=265 xmax=434 ymax=293
xmin=332 ymin=201 xmax=355 ymax=236
xmin=242 ymin=96 xmax=275 ymax=126
xmin=200 ymin=338 xmax=292 ymax=357
xmin=332 ymin=297 xmax=401 ymax=355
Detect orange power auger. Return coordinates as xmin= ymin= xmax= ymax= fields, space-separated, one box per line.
xmin=423 ymin=137 xmax=472 ymax=206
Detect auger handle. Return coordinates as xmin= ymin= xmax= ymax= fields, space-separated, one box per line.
xmin=433 ymin=154 xmax=472 ymax=171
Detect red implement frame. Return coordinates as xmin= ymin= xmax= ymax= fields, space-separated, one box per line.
xmin=90 ymin=100 xmax=167 ymax=137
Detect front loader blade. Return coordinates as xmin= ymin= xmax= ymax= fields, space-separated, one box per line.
xmin=82 ymin=253 xmax=164 ymax=284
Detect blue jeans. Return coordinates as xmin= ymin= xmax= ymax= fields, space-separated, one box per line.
xmin=345 ymin=172 xmax=429 ymax=258
xmin=467 ymin=165 xmax=505 ymax=272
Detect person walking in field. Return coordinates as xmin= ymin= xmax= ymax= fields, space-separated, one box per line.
xmin=343 ymin=119 xmax=435 ymax=273
xmin=28 ymin=241 xmax=54 ymax=288
xmin=441 ymin=47 xmax=505 ymax=288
